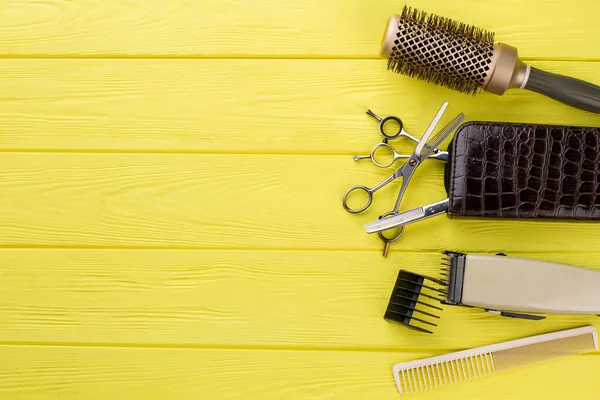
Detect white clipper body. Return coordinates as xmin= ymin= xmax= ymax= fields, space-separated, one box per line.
xmin=443 ymin=252 xmax=600 ymax=317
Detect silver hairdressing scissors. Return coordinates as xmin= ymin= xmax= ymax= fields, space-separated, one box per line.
xmin=342 ymin=103 xmax=459 ymax=214
xmin=354 ymin=110 xmax=448 ymax=168
xmin=353 ymin=141 xmax=448 ymax=168
xmin=376 ymin=104 xmax=465 ymax=256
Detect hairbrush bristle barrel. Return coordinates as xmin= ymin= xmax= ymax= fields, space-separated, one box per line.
xmin=380 ymin=6 xmax=600 ymax=114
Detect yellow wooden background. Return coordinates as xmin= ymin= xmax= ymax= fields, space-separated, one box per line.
xmin=2 ymin=0 xmax=600 ymax=398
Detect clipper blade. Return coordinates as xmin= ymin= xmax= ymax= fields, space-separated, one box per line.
xmin=440 ymin=251 xmax=467 ymax=305
xmin=385 ymin=270 xmax=446 ymax=334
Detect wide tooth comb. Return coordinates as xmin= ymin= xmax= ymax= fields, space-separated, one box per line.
xmin=392 ymin=325 xmax=598 ymax=395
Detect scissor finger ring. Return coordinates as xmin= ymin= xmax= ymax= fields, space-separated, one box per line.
xmin=366 ymin=110 xmax=405 ymax=141
xmin=379 ymin=116 xmax=404 ymax=140
xmin=370 ymin=142 xmax=405 ymax=168
xmin=342 ymin=185 xmax=373 ymax=213
xmin=377 ymin=211 xmax=405 ymax=242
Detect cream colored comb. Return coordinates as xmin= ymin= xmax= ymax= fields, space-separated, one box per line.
xmin=393 ymin=326 xmax=597 ymax=395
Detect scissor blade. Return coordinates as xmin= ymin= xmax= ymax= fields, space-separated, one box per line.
xmin=430 ymin=151 xmax=449 ymax=162
xmin=414 ymin=102 xmax=448 ymax=156
xmin=364 ymin=199 xmax=449 ymax=233
xmin=420 ymin=113 xmax=465 ymax=159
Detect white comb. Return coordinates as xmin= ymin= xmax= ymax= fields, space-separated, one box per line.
xmin=392 ymin=326 xmax=598 ymax=395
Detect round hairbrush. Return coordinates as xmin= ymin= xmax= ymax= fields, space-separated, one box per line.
xmin=380 ymin=6 xmax=600 ymax=114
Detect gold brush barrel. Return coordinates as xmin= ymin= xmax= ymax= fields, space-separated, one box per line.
xmin=380 ymin=6 xmax=600 ymax=113
xmin=379 ymin=13 xmax=528 ymax=96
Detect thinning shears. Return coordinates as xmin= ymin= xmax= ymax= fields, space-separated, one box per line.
xmin=342 ymin=102 xmax=461 ymax=214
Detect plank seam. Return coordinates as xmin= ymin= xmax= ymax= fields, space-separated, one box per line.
xmin=0 ymin=55 xmax=597 ymax=62
xmin=1 ymin=340 xmax=599 ymax=355
xmin=1 ymin=246 xmax=599 ymax=255
xmin=0 ymin=340 xmax=454 ymax=354
xmin=0 ymin=149 xmax=369 ymax=156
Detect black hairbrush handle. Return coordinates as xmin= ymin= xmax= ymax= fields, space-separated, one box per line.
xmin=524 ymin=67 xmax=600 ymax=113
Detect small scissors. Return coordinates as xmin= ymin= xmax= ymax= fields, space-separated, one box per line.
xmin=376 ymin=104 xmax=465 ymax=256
xmin=353 ymin=141 xmax=448 ymax=168
xmin=355 ymin=110 xmax=447 ymax=168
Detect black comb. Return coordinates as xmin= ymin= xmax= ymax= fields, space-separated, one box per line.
xmin=384 ymin=270 xmax=446 ymax=334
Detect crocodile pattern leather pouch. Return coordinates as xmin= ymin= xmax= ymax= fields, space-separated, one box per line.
xmin=444 ymin=121 xmax=600 ymax=220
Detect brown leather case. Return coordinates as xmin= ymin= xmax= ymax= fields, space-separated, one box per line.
xmin=444 ymin=121 xmax=600 ymax=220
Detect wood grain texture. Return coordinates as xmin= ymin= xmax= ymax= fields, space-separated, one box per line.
xmin=1 ymin=59 xmax=600 ymax=153
xmin=1 ymin=249 xmax=599 ymax=350
xmin=2 ymin=0 xmax=600 ymax=398
xmin=3 ymin=153 xmax=600 ymax=252
xmin=1 ymin=344 xmax=599 ymax=400
xmin=0 ymin=0 xmax=599 ymax=59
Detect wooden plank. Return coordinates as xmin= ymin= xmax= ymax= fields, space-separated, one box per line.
xmin=1 ymin=249 xmax=599 ymax=350
xmin=3 ymin=153 xmax=600 ymax=252
xmin=0 ymin=151 xmax=595 ymax=252
xmin=0 ymin=0 xmax=599 ymax=59
xmin=1 ymin=59 xmax=599 ymax=153
xmin=1 ymin=344 xmax=599 ymax=400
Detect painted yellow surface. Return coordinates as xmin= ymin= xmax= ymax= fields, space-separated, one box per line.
xmin=1 ymin=249 xmax=600 ymax=351
xmin=0 ymin=0 xmax=599 ymax=58
xmin=1 ymin=1 xmax=600 ymax=399
xmin=0 ymin=59 xmax=599 ymax=153
xmin=1 ymin=345 xmax=600 ymax=399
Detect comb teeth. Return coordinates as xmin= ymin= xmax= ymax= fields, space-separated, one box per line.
xmin=393 ymin=326 xmax=598 ymax=395
xmin=396 ymin=353 xmax=495 ymax=395
xmin=385 ymin=270 xmax=446 ymax=334
xmin=388 ymin=5 xmax=495 ymax=95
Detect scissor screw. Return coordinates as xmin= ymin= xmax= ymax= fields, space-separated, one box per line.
xmin=409 ymin=159 xmax=417 ymax=166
